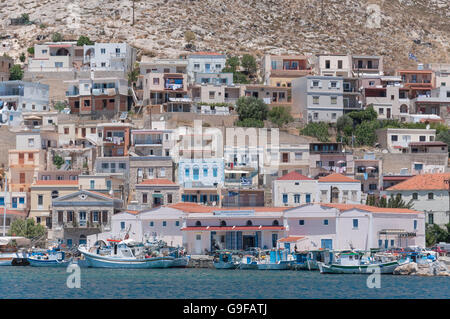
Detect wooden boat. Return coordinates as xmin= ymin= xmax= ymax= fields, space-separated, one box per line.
xmin=213 ymin=251 xmax=238 ymax=269
xmin=28 ymin=250 xmax=72 ymax=267
xmin=78 ymin=239 xmax=174 ymax=269
xmin=0 ymin=237 xmax=29 ymax=266
xmin=305 ymin=249 xmax=334 ymax=270
xmin=256 ymin=249 xmax=291 ymax=270
xmin=317 ymin=252 xmax=403 ymax=274
xmin=291 ymin=251 xmax=309 ymax=270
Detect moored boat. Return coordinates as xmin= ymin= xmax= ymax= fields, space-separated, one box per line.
xmin=78 ymin=239 xmax=174 ymax=269
xmin=256 ymin=249 xmax=292 ymax=270
xmin=213 ymin=251 xmax=238 ymax=269
xmin=305 ymin=249 xmax=334 ymax=270
xmin=0 ymin=237 xmax=29 ymax=266
xmin=317 ymin=252 xmax=404 ymax=274
xmin=28 ymin=250 xmax=72 ymax=267
xmin=238 ymin=255 xmax=258 ymax=269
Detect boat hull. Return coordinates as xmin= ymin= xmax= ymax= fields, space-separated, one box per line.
xmin=213 ymin=262 xmax=237 ymax=269
xmin=238 ymin=262 xmax=258 ymax=270
xmin=257 ymin=263 xmax=290 ymax=270
xmin=0 ymin=257 xmax=13 ymax=266
xmin=81 ymin=250 xmax=174 ymax=269
xmin=171 ymin=257 xmax=189 ymax=268
xmin=318 ymin=261 xmax=401 ymax=274
xmin=28 ymin=258 xmax=72 ymax=267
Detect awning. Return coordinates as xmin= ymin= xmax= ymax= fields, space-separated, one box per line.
xmin=152 ymin=193 xmax=164 ymax=198
xmin=278 ymin=236 xmax=306 ymax=243
xmin=181 ymin=226 xmax=285 ymax=232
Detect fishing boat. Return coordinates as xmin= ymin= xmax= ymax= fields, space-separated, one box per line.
xmin=213 ymin=251 xmax=239 ymax=269
xmin=291 ymin=251 xmax=309 ymax=270
xmin=78 ymin=239 xmax=174 ymax=269
xmin=0 ymin=237 xmax=29 ymax=266
xmin=169 ymin=248 xmax=190 ymax=268
xmin=317 ymin=251 xmax=403 ymax=274
xmin=28 ymin=250 xmax=72 ymax=267
xmin=305 ymin=249 xmax=334 ymax=270
xmin=237 ymin=255 xmax=258 ymax=269
xmin=256 ymin=249 xmax=292 ymax=270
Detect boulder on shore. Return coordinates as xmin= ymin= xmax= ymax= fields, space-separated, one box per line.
xmin=393 ymin=262 xmax=417 ymax=275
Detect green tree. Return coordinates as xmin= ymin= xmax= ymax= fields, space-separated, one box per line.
xmin=354 ymin=120 xmax=380 ymax=146
xmin=232 ymin=71 xmax=249 ymax=84
xmin=225 ymin=56 xmax=240 ymax=73
xmin=52 ymin=32 xmax=63 ymax=42
xmin=425 ymin=223 xmax=449 ymax=247
xmin=53 ymin=154 xmax=64 ymax=169
xmin=21 ymin=13 xmax=30 ymax=24
xmin=8 ymin=219 xmax=46 ymax=239
xmin=336 ymin=115 xmax=353 ymax=135
xmin=347 ymin=105 xmax=378 ymax=125
xmin=436 ymin=129 xmax=450 ymax=150
xmin=127 ymin=63 xmax=140 ymax=86
xmin=77 ymin=35 xmax=94 ymax=46
xmin=241 ymin=54 xmax=257 ymax=77
xmin=19 ymin=52 xmax=26 ymax=63
xmin=53 ymin=101 xmax=67 ymax=112
xmin=300 ymin=122 xmax=330 ymax=142
xmin=268 ymin=106 xmax=293 ymax=127
xmin=235 ymin=118 xmax=264 ymax=128
xmin=366 ymin=194 xmax=414 ymax=209
xmin=27 ymin=47 xmax=35 ymax=56
xmin=235 ymin=96 xmax=268 ymax=122
xmin=9 ymin=65 xmax=23 ymax=80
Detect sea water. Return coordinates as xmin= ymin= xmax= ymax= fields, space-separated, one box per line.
xmin=0 ymin=267 xmax=449 ymax=299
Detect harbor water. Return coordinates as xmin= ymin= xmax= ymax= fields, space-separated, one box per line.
xmin=0 ymin=267 xmax=449 ymax=299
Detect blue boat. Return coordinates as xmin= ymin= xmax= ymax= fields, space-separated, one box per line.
xmin=28 ymin=250 xmax=72 ymax=267
xmin=256 ymin=250 xmax=292 ymax=270
xmin=238 ymin=255 xmax=258 ymax=269
xmin=213 ymin=251 xmax=238 ymax=269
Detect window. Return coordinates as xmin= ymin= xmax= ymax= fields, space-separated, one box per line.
xmin=272 ymin=220 xmax=279 ymax=226
xmin=93 ymin=211 xmax=99 ymax=222
xmin=330 ymin=81 xmax=337 ymax=88
xmin=120 ymin=222 xmax=125 ymax=230
xmin=185 ymin=168 xmax=190 ymax=177
xmin=193 ymin=167 xmax=199 ymax=181
xmin=390 ymin=240 xmax=395 ymax=247
xmin=282 ymin=194 xmax=288 ymax=204
xmin=246 ymin=220 xmax=252 ymax=226
xmin=294 ymin=152 xmax=302 ymax=160
xmin=194 ymin=63 xmax=200 ymax=69
xmin=162 ymin=221 xmax=167 ymax=227
xmin=213 ymin=167 xmax=218 ymax=178
xmin=323 ymin=219 xmax=329 ymax=225
xmin=313 ymin=96 xmax=319 ymax=104
xmin=160 ymin=168 xmax=165 ymax=177
xmin=294 ymin=194 xmax=300 ymax=203
xmin=412 ymin=193 xmax=418 ymax=200
xmin=64 ymin=127 xmax=69 ymax=135
xmin=414 ymin=220 xmax=417 ymax=230
xmin=312 ymin=81 xmax=319 ymax=87
xmin=338 ymin=60 xmax=343 ymax=69
xmin=142 ymin=193 xmax=147 ymax=204
xmin=195 ymin=221 xmax=202 ymax=227
xmin=428 ymin=193 xmax=434 ymax=200
xmin=299 ymin=220 xmax=304 ymax=225
xmin=175 ymin=220 xmax=180 ymax=227
xmin=209 ymin=91 xmax=215 ymax=99
xmin=325 ymin=60 xmax=330 ymax=69
xmin=419 ymin=136 xmax=426 ymax=142
xmin=332 ymin=113 xmax=336 ymax=119
xmin=119 ymin=163 xmax=126 ymax=170
xmin=106 ymin=180 xmax=111 ymax=190
xmin=414 ymin=163 xmax=423 ymax=171
xmin=391 ymin=135 xmax=398 ymax=141
xmin=101 ymin=48 xmax=106 ymax=54
xmin=168 ymin=194 xmax=172 ymax=204
xmin=150 ymin=221 xmax=154 ymax=227
xmin=55 ymin=62 xmax=63 ymax=68
xmin=305 ymin=194 xmax=311 ymax=203
xmin=90 ymin=180 xmax=95 ymax=189
xmin=196 ymin=234 xmax=201 ymax=240
xmin=203 ymin=168 xmax=208 ymax=177
xmin=38 ymin=195 xmax=43 ymax=206
xmin=379 ymin=108 xmax=384 ymax=114
xmin=28 ymin=138 xmax=34 ymax=147
xmin=313 ymin=112 xmax=319 ymax=120
xmin=353 ymin=219 xmax=358 ymax=229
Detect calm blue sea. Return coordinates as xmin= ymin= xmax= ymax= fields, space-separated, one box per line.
xmin=0 ymin=267 xmax=449 ymax=299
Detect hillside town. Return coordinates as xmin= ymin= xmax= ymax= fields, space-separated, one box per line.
xmin=1 ymin=34 xmax=449 ymax=263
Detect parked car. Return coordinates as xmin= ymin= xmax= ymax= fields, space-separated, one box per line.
xmin=431 ymin=243 xmax=450 ymax=256
xmin=243 ymin=247 xmax=260 ymax=257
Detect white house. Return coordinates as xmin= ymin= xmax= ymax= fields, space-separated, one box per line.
xmin=384 ymin=173 xmax=450 ymax=227
xmin=272 ymin=171 xmax=318 ymax=207
xmin=317 ymin=173 xmax=362 ymax=204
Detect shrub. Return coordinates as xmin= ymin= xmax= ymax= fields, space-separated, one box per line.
xmin=52 ymin=32 xmax=63 ymax=42
xmin=235 ymin=96 xmax=268 ymax=122
xmin=9 ymin=65 xmax=23 ymax=80
xmin=235 ymin=118 xmax=264 ymax=128
xmin=268 ymin=106 xmax=293 ymax=127
xmin=300 ymin=122 xmax=330 ymax=142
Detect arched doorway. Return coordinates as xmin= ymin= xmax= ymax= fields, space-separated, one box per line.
xmin=56 ymin=48 xmax=69 ymax=56
xmin=79 ymin=234 xmax=87 ymax=245
xmin=331 ymin=187 xmax=340 ymax=203
xmin=400 ymin=104 xmax=408 ymax=114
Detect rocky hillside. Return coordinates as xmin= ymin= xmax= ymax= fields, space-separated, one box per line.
xmin=1 ymin=0 xmax=449 ymax=72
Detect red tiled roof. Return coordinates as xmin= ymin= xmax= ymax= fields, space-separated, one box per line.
xmin=33 ymin=180 xmax=79 ymax=186
xmin=382 ymin=176 xmax=413 ymax=181
xmin=320 ymin=203 xmax=420 ymax=214
xmin=318 ymin=173 xmax=359 ymax=183
xmin=385 ymin=173 xmax=450 ymax=191
xmin=121 ymin=210 xmax=139 ymax=215
xmin=138 ymin=179 xmax=177 ymax=186
xmin=168 ymin=202 xmax=289 ymax=213
xmin=87 ymin=190 xmax=115 ymax=199
xmin=3 ymin=210 xmax=27 ymax=217
xmin=278 ymin=236 xmax=305 ymax=243
xmin=277 ymin=171 xmax=313 ymax=181
xmin=181 ymin=226 xmax=285 ymax=231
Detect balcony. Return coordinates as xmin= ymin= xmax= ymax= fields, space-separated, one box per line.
xmin=92 ymin=88 xmax=117 ymax=95
xmin=66 ymin=88 xmax=79 ymax=96
xmin=134 ymin=138 xmax=162 ymax=145
xmin=103 ymin=136 xmax=124 ymax=144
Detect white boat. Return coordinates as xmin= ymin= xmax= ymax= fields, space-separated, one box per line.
xmin=305 ymin=249 xmax=334 ymax=270
xmin=78 ymin=239 xmax=174 ymax=269
xmin=171 ymin=256 xmax=190 ymax=268
xmin=317 ymin=252 xmax=403 ymax=274
xmin=28 ymin=250 xmax=72 ymax=267
xmin=0 ymin=237 xmax=29 ymax=266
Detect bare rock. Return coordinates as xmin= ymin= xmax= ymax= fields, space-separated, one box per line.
xmin=393 ymin=262 xmax=418 ymax=275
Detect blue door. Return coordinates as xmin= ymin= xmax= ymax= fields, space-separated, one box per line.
xmin=12 ymin=197 xmax=17 ymax=208
xmin=384 ymin=240 xmax=388 ymax=249
xmin=67 ymin=239 xmax=73 ymax=247
xmin=321 ymin=239 xmax=333 ymax=249
xmin=285 ymin=243 xmax=291 ymax=252
xmin=306 ymin=194 xmax=311 ymax=203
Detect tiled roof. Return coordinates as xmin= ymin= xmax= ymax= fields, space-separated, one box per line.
xmin=320 ymin=203 xmax=420 ymax=214
xmin=168 ymin=202 xmax=289 ymax=213
xmin=385 ymin=173 xmax=450 ymax=191
xmin=33 ymin=180 xmax=79 ymax=186
xmin=277 ymin=171 xmax=313 ymax=181
xmin=318 ymin=173 xmax=359 ymax=183
xmin=138 ymin=179 xmax=177 ymax=186
xmin=3 ymin=209 xmax=27 ymax=217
